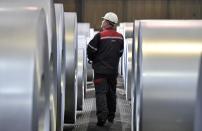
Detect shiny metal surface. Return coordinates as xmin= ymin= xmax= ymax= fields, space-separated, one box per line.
xmin=119 ymin=24 xmax=126 ymax=90
xmin=0 ymin=9 xmax=50 ymax=131
xmin=64 ymin=12 xmax=78 ymax=123
xmin=0 ymin=0 xmax=57 ymax=58
xmin=77 ymin=23 xmax=90 ymax=98
xmin=78 ymin=23 xmax=90 ymax=38
xmin=135 ymin=20 xmax=202 ymax=131
xmin=78 ymin=35 xmax=87 ymax=99
xmin=120 ymin=23 xmax=133 ymax=100
xmin=117 ymin=26 xmax=124 ymax=76
xmin=125 ymin=38 xmax=133 ymax=101
xmin=132 ymin=20 xmax=141 ymax=131
xmin=131 ymin=20 xmax=140 ymax=131
xmin=0 ymin=1 xmax=58 ymax=131
xmin=54 ymin=4 xmax=65 ymax=131
xmin=194 ymin=54 xmax=202 ymax=131
xmin=124 ymin=23 xmax=133 ymax=39
xmin=77 ymin=48 xmax=84 ymax=110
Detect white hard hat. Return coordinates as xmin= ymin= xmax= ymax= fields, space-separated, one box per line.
xmin=102 ymin=12 xmax=118 ymax=24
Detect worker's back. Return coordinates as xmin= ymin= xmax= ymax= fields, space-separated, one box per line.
xmin=88 ymin=27 xmax=124 ymax=74
xmin=87 ymin=12 xmax=123 ymax=127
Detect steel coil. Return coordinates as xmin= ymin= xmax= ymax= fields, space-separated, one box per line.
xmin=77 ymin=48 xmax=84 ymax=110
xmin=119 ymin=23 xmax=133 ymax=100
xmin=131 ymin=20 xmax=140 ymax=131
xmin=125 ymin=23 xmax=133 ymax=101
xmin=125 ymin=38 xmax=133 ymax=101
xmin=77 ymin=35 xmax=87 ymax=100
xmin=78 ymin=23 xmax=90 ymax=37
xmin=0 ymin=9 xmax=50 ymax=131
xmin=117 ymin=25 xmax=124 ymax=75
xmin=54 ymin=3 xmax=65 ymax=131
xmin=0 ymin=1 xmax=58 ymax=131
xmin=194 ymin=54 xmax=202 ymax=131
xmin=64 ymin=12 xmax=78 ymax=124
xmin=77 ymin=23 xmax=90 ymax=98
xmin=133 ymin=20 xmax=202 ymax=131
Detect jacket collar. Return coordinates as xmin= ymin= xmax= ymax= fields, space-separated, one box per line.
xmin=102 ymin=27 xmax=116 ymax=31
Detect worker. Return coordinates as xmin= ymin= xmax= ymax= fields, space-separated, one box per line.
xmin=87 ymin=12 xmax=124 ymax=126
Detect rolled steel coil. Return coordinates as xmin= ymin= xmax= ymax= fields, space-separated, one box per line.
xmin=117 ymin=25 xmax=124 ymax=75
xmin=133 ymin=20 xmax=202 ymax=131
xmin=78 ymin=23 xmax=90 ymax=37
xmin=125 ymin=38 xmax=133 ymax=101
xmin=0 ymin=9 xmax=50 ymax=131
xmin=131 ymin=20 xmax=140 ymax=131
xmin=119 ymin=23 xmax=133 ymax=100
xmin=124 ymin=23 xmax=133 ymax=101
xmin=77 ymin=23 xmax=90 ymax=98
xmin=54 ymin=3 xmax=65 ymax=131
xmin=0 ymin=1 xmax=58 ymax=131
xmin=78 ymin=35 xmax=87 ymax=99
xmin=194 ymin=54 xmax=202 ymax=131
xmin=77 ymin=48 xmax=85 ymax=110
xmin=64 ymin=12 xmax=78 ymax=124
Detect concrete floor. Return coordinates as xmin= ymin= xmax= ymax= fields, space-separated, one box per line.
xmin=64 ymin=82 xmax=131 ymax=131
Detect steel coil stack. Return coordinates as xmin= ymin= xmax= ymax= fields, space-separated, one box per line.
xmin=194 ymin=54 xmax=202 ymax=131
xmin=132 ymin=20 xmax=202 ymax=131
xmin=131 ymin=20 xmax=139 ymax=131
xmin=54 ymin=3 xmax=65 ymax=131
xmin=0 ymin=8 xmax=50 ymax=131
xmin=117 ymin=23 xmax=133 ymax=100
xmin=0 ymin=0 xmax=85 ymax=129
xmin=64 ymin=12 xmax=78 ymax=124
xmin=117 ymin=25 xmax=124 ymax=76
xmin=77 ymin=23 xmax=90 ymax=104
xmin=0 ymin=1 xmax=58 ymax=131
xmin=2 ymin=2 xmax=202 ymax=131
xmin=77 ymin=48 xmax=85 ymax=110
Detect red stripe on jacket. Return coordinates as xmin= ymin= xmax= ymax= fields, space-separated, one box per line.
xmin=100 ymin=29 xmax=123 ymax=40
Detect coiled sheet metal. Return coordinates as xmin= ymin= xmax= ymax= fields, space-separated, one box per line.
xmin=0 ymin=1 xmax=58 ymax=131
xmin=77 ymin=48 xmax=84 ymax=110
xmin=194 ymin=54 xmax=202 ymax=131
xmin=117 ymin=25 xmax=124 ymax=75
xmin=54 ymin=4 xmax=65 ymax=131
xmin=134 ymin=20 xmax=202 ymax=131
xmin=77 ymin=35 xmax=87 ymax=109
xmin=0 ymin=9 xmax=50 ymax=131
xmin=125 ymin=38 xmax=133 ymax=101
xmin=64 ymin=12 xmax=78 ymax=123
xmin=78 ymin=23 xmax=90 ymax=37
xmin=131 ymin=20 xmax=140 ymax=131
xmin=120 ymin=23 xmax=133 ymax=100
xmin=78 ymin=23 xmax=90 ymax=99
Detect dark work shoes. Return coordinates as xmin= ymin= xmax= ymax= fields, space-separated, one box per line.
xmin=96 ymin=115 xmax=115 ymax=127
xmin=107 ymin=115 xmax=114 ymax=123
xmin=97 ymin=120 xmax=106 ymax=127
xmin=108 ymin=118 xmax=114 ymax=123
xmin=97 ymin=118 xmax=114 ymax=127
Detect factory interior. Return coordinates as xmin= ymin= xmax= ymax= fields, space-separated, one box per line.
xmin=0 ymin=0 xmax=202 ymax=131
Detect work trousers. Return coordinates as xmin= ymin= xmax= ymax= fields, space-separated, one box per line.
xmin=93 ymin=73 xmax=117 ymax=122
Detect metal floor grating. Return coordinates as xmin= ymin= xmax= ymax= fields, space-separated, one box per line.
xmin=64 ymin=82 xmax=131 ymax=131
